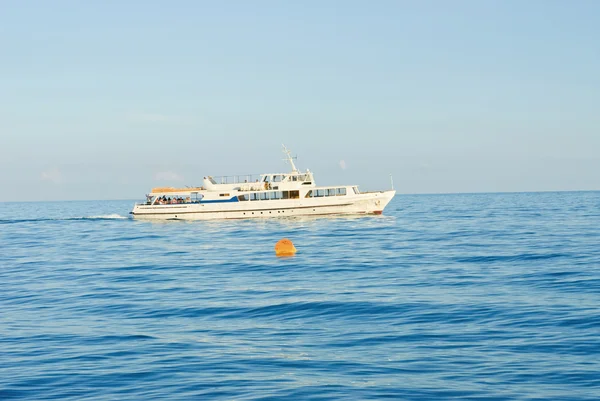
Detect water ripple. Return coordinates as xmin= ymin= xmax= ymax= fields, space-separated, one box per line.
xmin=1 ymin=192 xmax=600 ymax=400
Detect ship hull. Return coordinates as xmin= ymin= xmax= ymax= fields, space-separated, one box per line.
xmin=131 ymin=190 xmax=395 ymax=220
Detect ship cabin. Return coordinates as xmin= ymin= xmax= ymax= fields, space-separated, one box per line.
xmin=256 ymin=170 xmax=315 ymax=191
xmin=203 ymin=169 xmax=316 ymax=192
xmin=235 ymin=185 xmax=359 ymax=202
xmin=140 ymin=165 xmax=360 ymax=207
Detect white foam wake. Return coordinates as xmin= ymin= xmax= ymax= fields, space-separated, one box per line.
xmin=86 ymin=214 xmax=129 ymax=220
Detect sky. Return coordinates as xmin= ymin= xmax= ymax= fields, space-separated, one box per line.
xmin=1 ymin=0 xmax=599 ymax=201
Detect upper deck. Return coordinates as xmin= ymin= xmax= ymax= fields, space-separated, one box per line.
xmin=142 ymin=145 xmax=363 ymax=205
xmin=202 ymin=146 xmax=316 ymax=192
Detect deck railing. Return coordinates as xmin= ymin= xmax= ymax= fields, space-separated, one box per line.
xmin=207 ymin=174 xmax=263 ymax=185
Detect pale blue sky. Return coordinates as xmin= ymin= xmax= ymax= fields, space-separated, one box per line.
xmin=1 ymin=0 xmax=599 ymax=201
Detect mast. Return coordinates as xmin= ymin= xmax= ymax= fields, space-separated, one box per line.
xmin=282 ymin=144 xmax=299 ymax=173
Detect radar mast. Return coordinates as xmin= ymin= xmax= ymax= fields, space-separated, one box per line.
xmin=282 ymin=144 xmax=299 ymax=173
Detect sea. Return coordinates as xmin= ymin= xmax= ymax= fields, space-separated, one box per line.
xmin=1 ymin=192 xmax=599 ymax=400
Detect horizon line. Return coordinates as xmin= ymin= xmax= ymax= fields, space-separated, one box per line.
xmin=1 ymin=189 xmax=599 ymax=203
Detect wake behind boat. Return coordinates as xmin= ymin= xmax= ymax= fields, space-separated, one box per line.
xmin=131 ymin=146 xmax=395 ymax=220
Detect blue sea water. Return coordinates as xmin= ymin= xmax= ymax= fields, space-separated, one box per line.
xmin=1 ymin=192 xmax=599 ymax=400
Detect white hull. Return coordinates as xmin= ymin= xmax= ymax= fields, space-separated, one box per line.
xmin=132 ymin=190 xmax=395 ymax=221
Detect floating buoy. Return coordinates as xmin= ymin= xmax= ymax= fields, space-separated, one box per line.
xmin=275 ymin=238 xmax=297 ymax=257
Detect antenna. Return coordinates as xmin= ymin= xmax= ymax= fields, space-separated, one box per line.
xmin=281 ymin=144 xmax=299 ymax=173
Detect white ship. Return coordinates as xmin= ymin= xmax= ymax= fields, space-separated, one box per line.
xmin=131 ymin=146 xmax=396 ymax=220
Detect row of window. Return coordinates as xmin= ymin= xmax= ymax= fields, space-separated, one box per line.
xmin=236 ymin=187 xmax=351 ymax=201
xmin=306 ymin=188 xmax=347 ymax=197
xmin=238 ymin=190 xmax=301 ymax=201
xmin=264 ymin=174 xmax=311 ymax=183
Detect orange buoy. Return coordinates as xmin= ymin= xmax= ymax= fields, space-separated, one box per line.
xmin=275 ymin=238 xmax=297 ymax=257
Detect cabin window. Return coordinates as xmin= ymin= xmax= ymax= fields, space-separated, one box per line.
xmin=353 ymin=187 xmax=360 ymax=194
xmin=219 ymin=193 xmax=229 ymax=197
xmin=289 ymin=190 xmax=299 ymax=199
xmin=250 ymin=193 xmax=259 ymax=201
xmin=273 ymin=175 xmax=282 ymax=182
xmin=260 ymin=192 xmax=269 ymax=201
xmin=238 ymin=194 xmax=249 ymax=201
xmin=292 ymin=176 xmax=298 ymax=181
xmin=336 ymin=188 xmax=347 ymax=196
xmin=327 ymin=188 xmax=336 ymax=196
xmin=282 ymin=191 xmax=289 ymax=199
xmin=315 ymin=189 xmax=325 ymax=197
xmin=271 ymin=191 xmax=282 ymax=200
xmin=305 ymin=190 xmax=312 ymax=198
